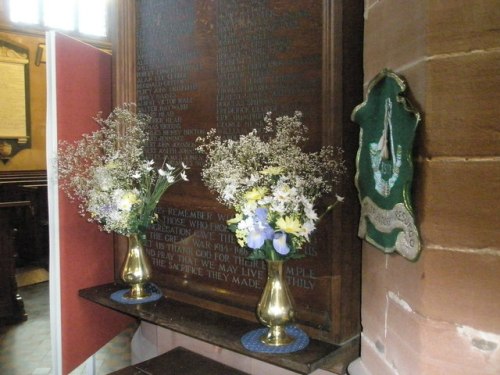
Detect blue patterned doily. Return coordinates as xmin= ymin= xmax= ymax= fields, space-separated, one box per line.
xmin=241 ymin=326 xmax=309 ymax=353
xmin=110 ymin=283 xmax=163 ymax=304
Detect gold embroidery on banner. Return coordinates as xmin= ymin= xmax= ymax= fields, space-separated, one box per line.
xmin=358 ymin=196 xmax=420 ymax=259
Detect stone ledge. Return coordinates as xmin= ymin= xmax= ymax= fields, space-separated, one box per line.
xmin=79 ymin=283 xmax=359 ymax=374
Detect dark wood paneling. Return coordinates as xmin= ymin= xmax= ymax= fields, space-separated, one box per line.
xmin=0 ymin=202 xmax=27 ymax=325
xmin=113 ymin=0 xmax=363 ymax=344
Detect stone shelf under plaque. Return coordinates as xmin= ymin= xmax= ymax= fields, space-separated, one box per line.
xmin=79 ymin=283 xmax=359 ymax=374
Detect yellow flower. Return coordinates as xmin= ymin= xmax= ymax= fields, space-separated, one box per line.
xmin=276 ymin=216 xmax=302 ymax=236
xmin=105 ymin=161 xmax=117 ymax=169
xmin=227 ymin=213 xmax=243 ymax=225
xmin=235 ymin=230 xmax=246 ymax=247
xmin=244 ymin=187 xmax=267 ymax=202
xmin=260 ymin=166 xmax=283 ymax=175
xmin=117 ymin=191 xmax=139 ymax=211
xmin=124 ymin=191 xmax=139 ymax=204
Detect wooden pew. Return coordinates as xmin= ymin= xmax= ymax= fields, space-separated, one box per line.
xmin=0 ymin=201 xmax=28 ymax=325
xmin=0 ymin=171 xmax=48 ymax=266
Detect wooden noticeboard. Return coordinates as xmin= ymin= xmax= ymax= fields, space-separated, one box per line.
xmin=112 ymin=0 xmax=363 ymax=344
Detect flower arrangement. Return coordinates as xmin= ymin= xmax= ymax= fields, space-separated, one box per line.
xmin=57 ymin=104 xmax=188 ymax=242
xmin=196 ymin=111 xmax=346 ymax=260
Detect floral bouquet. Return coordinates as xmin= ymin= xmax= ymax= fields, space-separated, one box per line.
xmin=196 ymin=111 xmax=345 ymax=261
xmin=57 ymin=104 xmax=189 ymax=243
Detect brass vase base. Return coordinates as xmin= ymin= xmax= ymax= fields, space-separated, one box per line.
xmin=260 ymin=326 xmax=295 ymax=346
xmin=122 ymin=283 xmax=151 ymax=300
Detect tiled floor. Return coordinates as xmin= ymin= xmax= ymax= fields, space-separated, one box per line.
xmin=0 ymin=281 xmax=137 ymax=375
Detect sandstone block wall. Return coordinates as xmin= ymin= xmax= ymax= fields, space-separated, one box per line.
xmin=359 ymin=1 xmax=500 ymax=374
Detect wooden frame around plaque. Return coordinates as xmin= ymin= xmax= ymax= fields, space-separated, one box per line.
xmin=111 ymin=0 xmax=363 ymax=345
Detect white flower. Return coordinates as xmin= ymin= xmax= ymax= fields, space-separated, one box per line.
xmin=181 ymin=162 xmax=190 ymax=170
xmin=94 ymin=167 xmax=113 ymax=191
xmin=57 ymin=106 xmax=189 ymax=237
xmin=108 ymin=208 xmax=123 ymax=223
xmin=112 ymin=189 xmax=124 ymax=200
xmin=273 ymin=184 xmax=292 ymax=203
xmin=301 ymin=197 xmax=318 ymax=221
xmin=237 ymin=216 xmax=254 ymax=231
xmin=270 ymin=200 xmax=286 ymax=215
xmin=180 ymin=171 xmax=189 ymax=181
xmin=304 ymin=206 xmax=318 ymax=221
xmin=244 ymin=173 xmax=260 ymax=187
xmin=300 ymin=220 xmax=316 ymax=239
xmin=336 ymin=194 xmax=345 ymax=202
xmin=195 ymin=109 xmax=346 ymax=257
xmin=258 ymin=195 xmax=272 ymax=206
xmin=144 ymin=160 xmax=154 ymax=171
xmin=241 ymin=201 xmax=257 ymax=217
xmin=115 ymin=190 xmax=138 ymax=212
xmin=165 ymin=163 xmax=175 ymax=171
xmin=222 ymin=183 xmax=237 ymax=202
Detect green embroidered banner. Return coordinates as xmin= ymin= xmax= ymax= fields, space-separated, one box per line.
xmin=351 ymin=69 xmax=421 ymax=260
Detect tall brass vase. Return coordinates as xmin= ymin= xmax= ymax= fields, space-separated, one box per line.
xmin=257 ymin=260 xmax=295 ymax=346
xmin=120 ymin=234 xmax=153 ymax=300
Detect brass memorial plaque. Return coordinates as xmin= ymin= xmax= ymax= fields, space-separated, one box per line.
xmin=136 ymin=0 xmax=333 ymax=332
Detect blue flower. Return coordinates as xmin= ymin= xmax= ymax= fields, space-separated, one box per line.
xmin=247 ymin=229 xmax=267 ymax=249
xmin=255 ymin=207 xmax=268 ymax=222
xmin=247 ymin=208 xmax=274 ymax=249
xmin=273 ymin=231 xmax=290 ymax=255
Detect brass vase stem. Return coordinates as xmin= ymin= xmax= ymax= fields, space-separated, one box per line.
xmin=120 ymin=234 xmax=153 ymax=299
xmin=257 ymin=260 xmax=295 ymax=346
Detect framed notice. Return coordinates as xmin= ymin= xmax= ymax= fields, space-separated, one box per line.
xmin=113 ymin=0 xmax=363 ymax=344
xmin=0 ymin=39 xmax=31 ymax=162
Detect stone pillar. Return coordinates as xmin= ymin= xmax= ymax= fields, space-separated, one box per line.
xmin=354 ymin=1 xmax=500 ymax=374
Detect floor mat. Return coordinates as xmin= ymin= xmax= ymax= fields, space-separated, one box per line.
xmin=16 ymin=266 xmax=49 ymax=287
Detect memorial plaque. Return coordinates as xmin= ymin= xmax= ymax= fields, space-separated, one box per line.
xmin=134 ymin=0 xmax=357 ymax=340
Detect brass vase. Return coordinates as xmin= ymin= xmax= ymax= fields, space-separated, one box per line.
xmin=120 ymin=234 xmax=153 ymax=300
xmin=256 ymin=260 xmax=295 ymax=346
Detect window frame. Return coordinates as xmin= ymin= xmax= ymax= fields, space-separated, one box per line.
xmin=6 ymin=0 xmax=110 ymax=44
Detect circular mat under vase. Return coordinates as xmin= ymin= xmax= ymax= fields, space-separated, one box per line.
xmin=110 ymin=283 xmax=163 ymax=304
xmin=241 ymin=326 xmax=309 ymax=354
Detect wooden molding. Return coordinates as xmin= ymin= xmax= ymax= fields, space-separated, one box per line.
xmin=111 ymin=0 xmax=136 ymax=107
